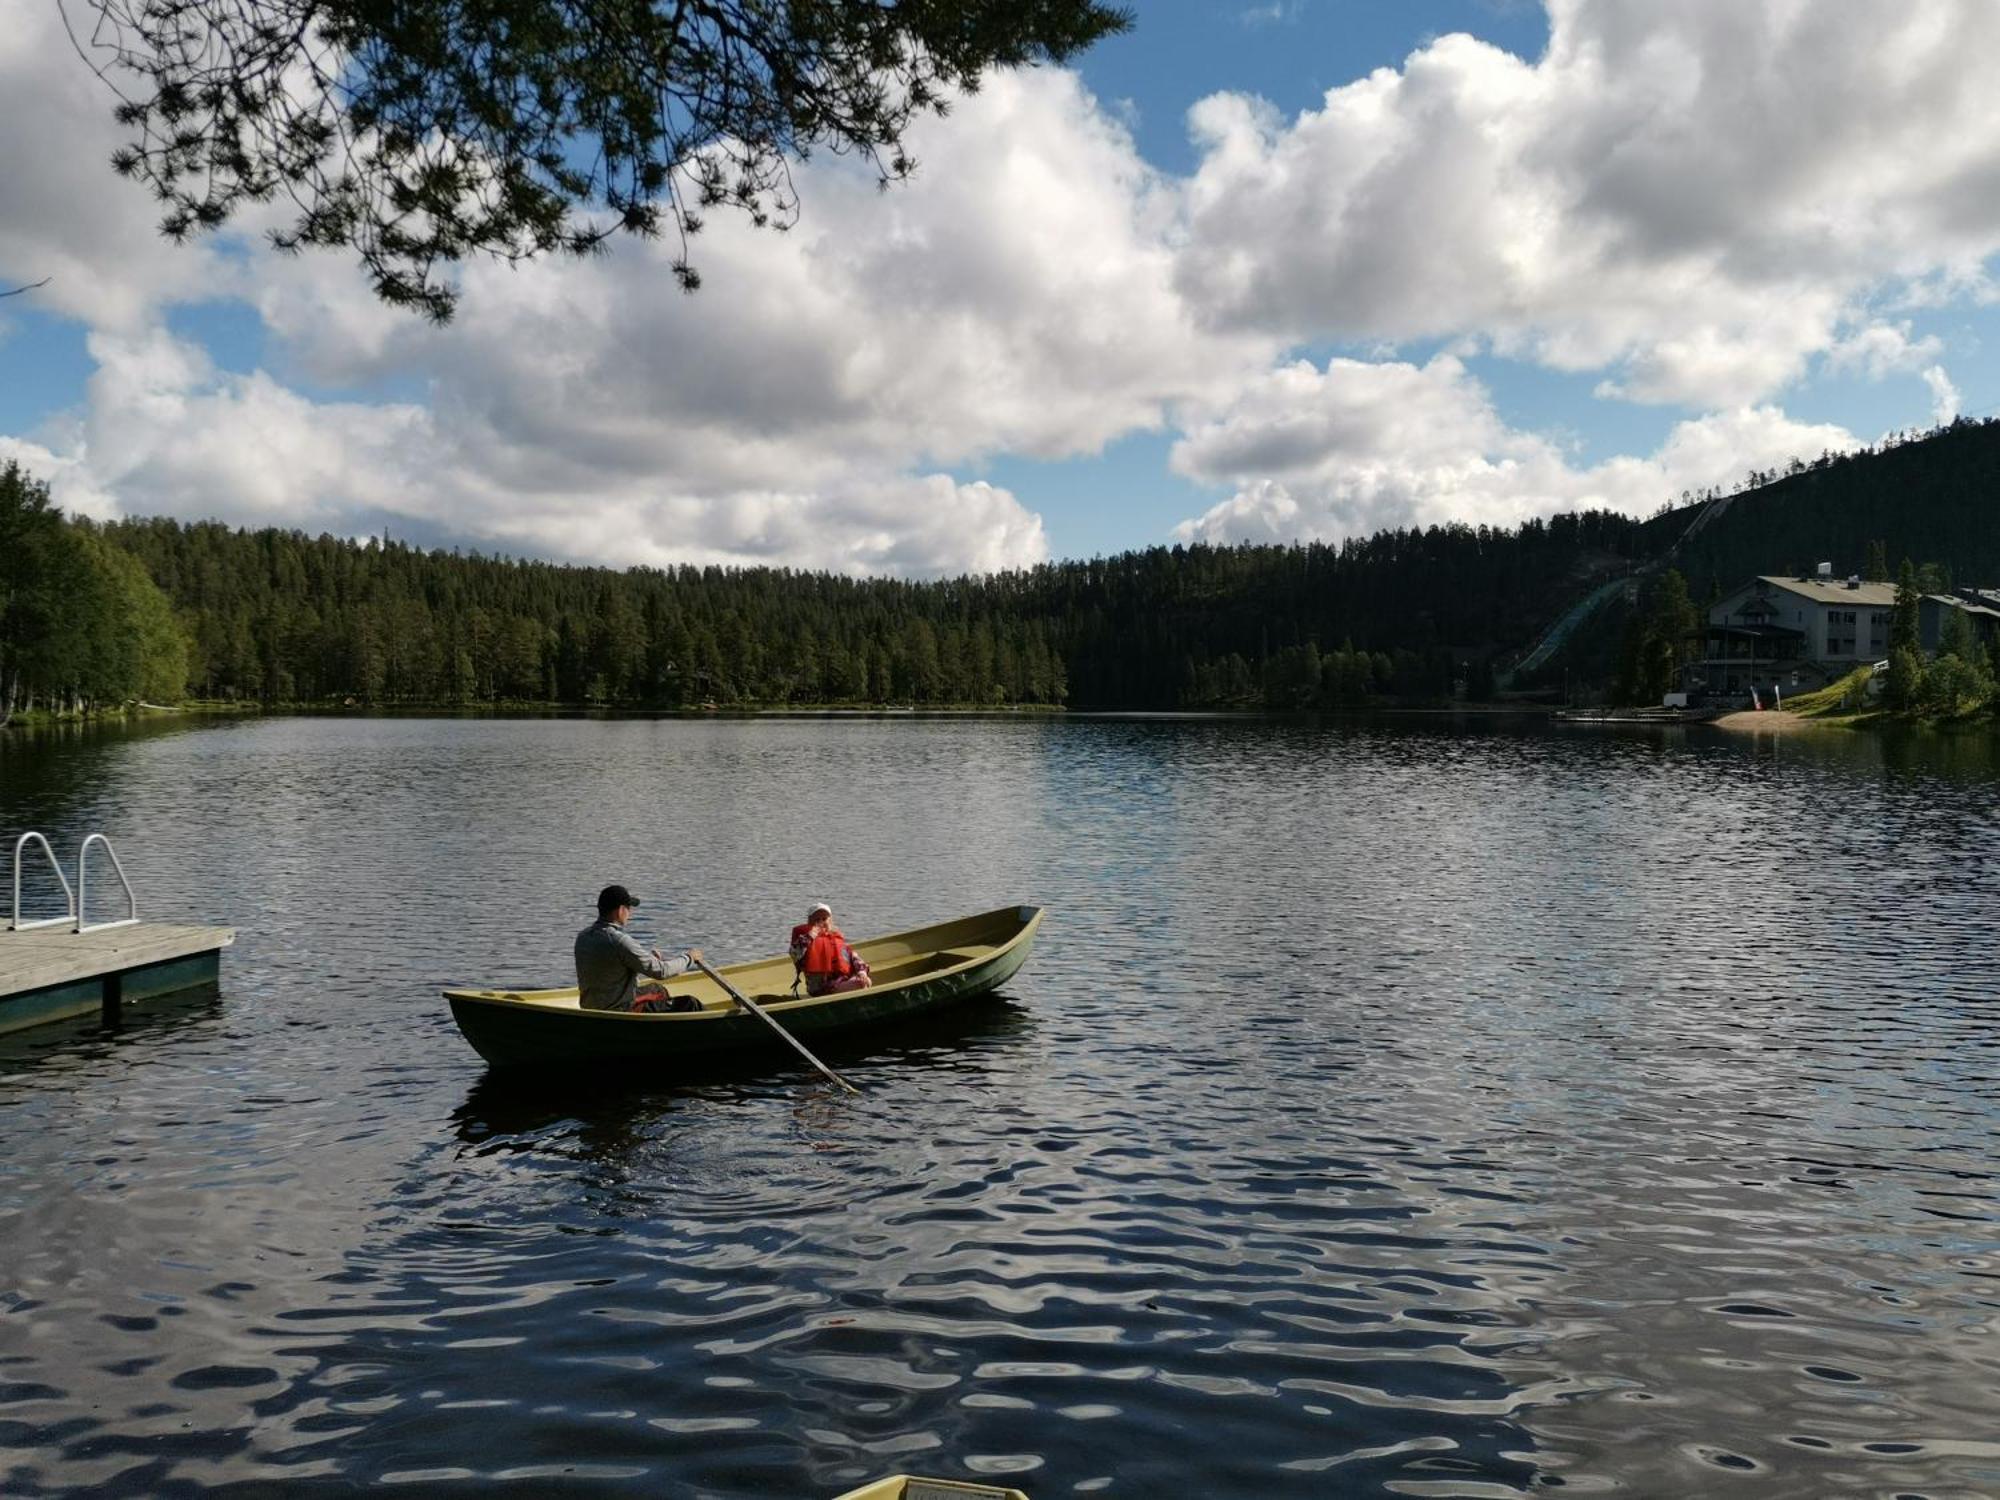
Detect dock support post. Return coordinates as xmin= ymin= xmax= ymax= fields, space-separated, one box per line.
xmin=102 ymin=972 xmax=123 ymax=1025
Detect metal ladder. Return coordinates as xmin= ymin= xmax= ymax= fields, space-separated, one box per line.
xmin=8 ymin=831 xmax=139 ymax=934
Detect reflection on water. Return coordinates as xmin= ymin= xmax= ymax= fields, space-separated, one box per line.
xmin=2 ymin=714 xmax=1998 ymax=1497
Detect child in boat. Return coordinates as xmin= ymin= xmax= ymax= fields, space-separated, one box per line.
xmin=789 ymin=901 xmax=873 ymax=996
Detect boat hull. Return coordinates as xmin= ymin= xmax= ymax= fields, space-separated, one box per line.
xmin=444 ymin=905 xmax=1042 ymax=1073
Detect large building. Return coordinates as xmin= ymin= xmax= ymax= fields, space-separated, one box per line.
xmin=1694 ymin=570 xmax=1896 ymax=696
xmin=1693 ymin=569 xmax=1999 ymax=699
xmin=1920 ymin=592 xmax=2000 ymax=653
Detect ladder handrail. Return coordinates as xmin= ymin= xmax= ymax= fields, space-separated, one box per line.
xmin=10 ymin=832 xmax=78 ymax=932
xmin=77 ymin=834 xmax=139 ymax=933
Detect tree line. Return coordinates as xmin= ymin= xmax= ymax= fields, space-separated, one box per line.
xmin=78 ymin=503 xmax=1647 ymax=713
xmin=6 ymin=415 xmax=2000 ymax=722
xmin=0 ymin=480 xmax=1644 ymax=715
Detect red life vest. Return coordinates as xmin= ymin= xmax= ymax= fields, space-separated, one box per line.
xmin=792 ymin=924 xmax=854 ymax=978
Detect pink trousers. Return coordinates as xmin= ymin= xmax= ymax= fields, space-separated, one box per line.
xmin=808 ymin=968 xmax=872 ymax=996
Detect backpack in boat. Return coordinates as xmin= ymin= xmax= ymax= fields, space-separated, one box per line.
xmin=634 ymin=993 xmax=702 ymax=1014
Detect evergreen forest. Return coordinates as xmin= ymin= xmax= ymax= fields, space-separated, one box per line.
xmin=1 ymin=463 xmax=189 ymax=726
xmin=3 ymin=415 xmax=1999 ymax=722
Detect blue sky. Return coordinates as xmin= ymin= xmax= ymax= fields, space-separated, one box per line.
xmin=4 ymin=1 xmax=1999 ymax=574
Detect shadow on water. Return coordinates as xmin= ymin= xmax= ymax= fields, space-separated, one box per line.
xmin=1690 ymin=717 xmax=2000 ymax=783
xmin=0 ymin=714 xmax=224 ymax=824
xmin=0 ymin=982 xmax=225 ymax=1077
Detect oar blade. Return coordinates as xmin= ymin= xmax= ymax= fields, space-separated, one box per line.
xmin=694 ymin=956 xmax=862 ymax=1096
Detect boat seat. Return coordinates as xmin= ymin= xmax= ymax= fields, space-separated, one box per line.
xmin=867 ymin=949 xmax=991 ymax=982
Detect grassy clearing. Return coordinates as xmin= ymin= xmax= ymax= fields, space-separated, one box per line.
xmin=1781 ymin=667 xmax=1877 ymax=718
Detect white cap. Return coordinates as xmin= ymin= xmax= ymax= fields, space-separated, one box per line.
xmin=807 ymin=899 xmax=832 ymax=917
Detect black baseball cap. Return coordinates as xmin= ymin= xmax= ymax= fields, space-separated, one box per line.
xmin=596 ymin=884 xmax=640 ymax=912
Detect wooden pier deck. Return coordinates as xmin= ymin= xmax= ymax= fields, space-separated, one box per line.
xmin=0 ymin=923 xmax=235 ymax=1034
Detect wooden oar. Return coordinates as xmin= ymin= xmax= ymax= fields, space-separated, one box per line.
xmin=692 ymin=955 xmax=861 ymax=1096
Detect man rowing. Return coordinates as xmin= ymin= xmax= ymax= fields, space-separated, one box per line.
xmin=575 ymin=884 xmax=702 ymax=1012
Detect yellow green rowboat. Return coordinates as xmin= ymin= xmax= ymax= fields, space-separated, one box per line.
xmin=443 ymin=904 xmax=1043 ymax=1072
xmin=831 ymin=1479 xmax=1030 ymax=1500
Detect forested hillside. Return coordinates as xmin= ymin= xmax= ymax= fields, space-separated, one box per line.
xmin=5 ymin=417 xmax=1997 ymax=719
xmin=1671 ymin=417 xmax=2000 ymax=603
xmin=1531 ymin=416 xmax=2000 ymax=693
xmin=92 ymin=506 xmax=1647 ymax=711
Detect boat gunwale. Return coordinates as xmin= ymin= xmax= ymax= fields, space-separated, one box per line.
xmin=440 ymin=904 xmax=1042 ymax=1024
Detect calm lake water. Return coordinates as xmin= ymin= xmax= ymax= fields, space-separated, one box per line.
xmin=1 ymin=714 xmax=1997 ymax=1499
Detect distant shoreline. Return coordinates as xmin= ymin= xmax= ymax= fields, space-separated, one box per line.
xmin=4 ymin=699 xmax=1570 ymax=728
xmin=1 ymin=700 xmax=1070 ymax=727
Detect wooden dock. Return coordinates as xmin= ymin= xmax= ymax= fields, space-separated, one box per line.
xmin=0 ymin=923 xmax=235 ymax=1034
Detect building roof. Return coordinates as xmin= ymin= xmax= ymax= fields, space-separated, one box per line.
xmin=1756 ymin=575 xmax=1898 ymax=607
xmin=1925 ymin=593 xmax=2000 ymax=620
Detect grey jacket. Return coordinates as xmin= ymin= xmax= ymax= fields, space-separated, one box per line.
xmin=574 ymin=919 xmax=694 ymax=1012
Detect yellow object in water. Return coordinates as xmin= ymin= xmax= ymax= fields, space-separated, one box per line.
xmin=831 ymin=1480 xmax=1030 ymax=1500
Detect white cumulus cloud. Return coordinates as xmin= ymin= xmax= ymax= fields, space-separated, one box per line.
xmin=1175 ymin=0 xmax=2000 ymax=406
xmin=16 ymin=325 xmax=1054 ymax=577
xmin=1826 ymin=323 xmax=1945 ymax=381
xmin=1922 ymin=365 xmax=1961 ymax=426
xmin=1170 ymin=355 xmax=1859 ymax=544
xmin=3 ymin=59 xmax=1274 ymax=575
xmin=8 ymin=2 xmax=2000 ymax=567
xmin=0 ymin=4 xmax=237 ymax=329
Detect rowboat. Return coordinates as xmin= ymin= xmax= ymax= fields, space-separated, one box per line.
xmin=832 ymin=1478 xmax=1030 ymax=1500
xmin=443 ymin=904 xmax=1043 ymax=1072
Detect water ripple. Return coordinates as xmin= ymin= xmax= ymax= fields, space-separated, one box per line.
xmin=2 ymin=716 xmax=1999 ymax=1495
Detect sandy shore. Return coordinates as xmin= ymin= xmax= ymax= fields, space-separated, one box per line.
xmin=1711 ymin=709 xmax=1821 ymax=731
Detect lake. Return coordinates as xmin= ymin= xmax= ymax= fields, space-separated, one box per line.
xmin=2 ymin=713 xmax=1996 ymax=1498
